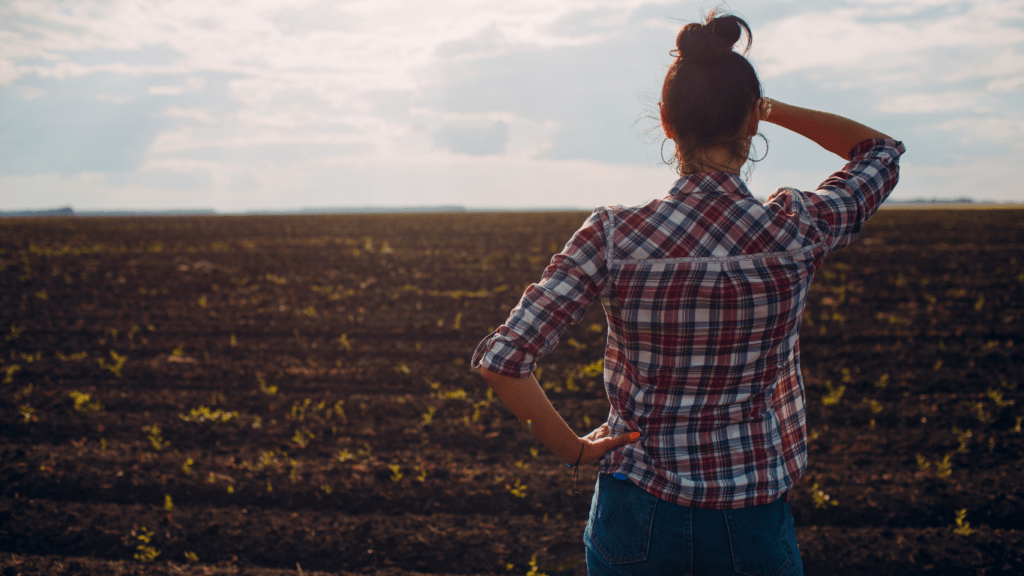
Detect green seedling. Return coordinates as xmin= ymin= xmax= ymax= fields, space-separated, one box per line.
xmin=507 ymin=478 xmax=528 ymax=498
xmin=525 ymin=554 xmax=547 ymax=576
xmin=332 ymin=400 xmax=346 ymax=422
xmin=338 ymin=333 xmax=352 ymax=351
xmin=230 ymin=334 xmax=237 ymax=347
xmin=861 ymin=397 xmax=883 ymax=429
xmin=985 ymin=388 xmax=1014 ymax=409
xmin=579 ymin=359 xmax=603 ymax=378
xmin=389 ymin=464 xmax=403 ymax=482
xmin=292 ymin=428 xmax=314 ymax=448
xmin=421 ymin=406 xmax=437 ymax=426
xmin=566 ymin=338 xmax=586 ymax=350
xmin=18 ymin=404 xmax=36 ymax=423
xmin=133 ymin=527 xmax=160 ymax=563
xmin=184 ymin=552 xmax=199 ymax=563
xmin=57 ymin=351 xmax=88 ymax=361
xmin=289 ymin=460 xmax=300 ymax=483
xmin=953 ymin=427 xmax=972 ymax=454
xmin=453 ymin=312 xmax=462 ymax=330
xmin=1014 ymin=416 xmax=1023 ymax=433
xmin=179 ymin=406 xmax=238 ymax=423
xmin=289 ymin=398 xmax=311 ymax=421
xmin=811 ymin=482 xmax=838 ymax=509
xmin=953 ymin=508 xmax=973 ymax=536
xmin=182 ymin=458 xmax=194 ymax=475
xmin=875 ymin=373 xmax=890 ymax=388
xmin=143 ymin=425 xmax=168 ymax=450
xmin=336 ymin=449 xmax=355 ymax=463
xmin=414 ymin=464 xmax=427 ymax=482
xmin=320 ymin=483 xmax=333 ymax=494
xmin=97 ymin=350 xmax=127 ymax=378
xmin=966 ymin=401 xmax=992 ymax=424
xmin=935 ymin=454 xmax=952 ymax=478
xmin=258 ymin=377 xmax=278 ymax=395
xmin=69 ymin=391 xmax=104 ymax=412
xmin=916 ymin=454 xmax=930 ymax=472
xmin=821 ymin=381 xmax=845 ymax=406
xmin=5 ymin=325 xmax=23 ymax=341
xmin=4 ymin=364 xmax=21 ymax=384
xmin=164 ymin=494 xmax=173 ymax=511
xmin=437 ymin=388 xmax=467 ymax=401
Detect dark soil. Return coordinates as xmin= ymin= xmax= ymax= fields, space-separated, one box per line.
xmin=1 ymin=208 xmax=1022 ymax=575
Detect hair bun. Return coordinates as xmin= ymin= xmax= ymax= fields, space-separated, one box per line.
xmin=675 ymin=13 xmax=749 ymax=62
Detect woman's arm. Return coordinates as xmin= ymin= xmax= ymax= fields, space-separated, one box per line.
xmin=762 ymin=99 xmax=891 ymax=160
xmin=479 ymin=367 xmax=639 ymax=465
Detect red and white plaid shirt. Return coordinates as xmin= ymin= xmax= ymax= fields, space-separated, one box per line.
xmin=472 ymin=138 xmax=905 ymax=509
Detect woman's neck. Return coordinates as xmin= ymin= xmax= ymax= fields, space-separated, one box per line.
xmin=679 ymin=140 xmax=750 ymax=175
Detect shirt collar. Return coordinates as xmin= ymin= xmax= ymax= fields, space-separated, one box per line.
xmin=666 ymin=172 xmax=754 ymax=200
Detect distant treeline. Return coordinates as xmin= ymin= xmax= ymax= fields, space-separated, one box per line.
xmin=0 ymin=205 xmax=593 ymax=217
xmin=5 ymin=199 xmax=1016 ymax=219
xmin=0 ymin=207 xmax=217 ymax=218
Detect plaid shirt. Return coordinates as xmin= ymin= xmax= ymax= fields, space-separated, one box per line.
xmin=471 ymin=138 xmax=905 ymax=509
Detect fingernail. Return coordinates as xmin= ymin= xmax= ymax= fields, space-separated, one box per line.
xmin=628 ymin=432 xmax=641 ymax=441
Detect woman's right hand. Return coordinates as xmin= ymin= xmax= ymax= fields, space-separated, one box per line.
xmin=579 ymin=423 xmax=641 ymax=465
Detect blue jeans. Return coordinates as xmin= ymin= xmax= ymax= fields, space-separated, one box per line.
xmin=584 ymin=474 xmax=803 ymax=576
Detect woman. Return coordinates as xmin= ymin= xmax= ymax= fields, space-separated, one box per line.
xmin=471 ymin=10 xmax=903 ymax=575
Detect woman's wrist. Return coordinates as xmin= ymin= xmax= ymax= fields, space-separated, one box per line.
xmin=759 ymin=97 xmax=773 ymax=122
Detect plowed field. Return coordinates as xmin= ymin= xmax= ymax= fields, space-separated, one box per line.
xmin=1 ymin=208 xmax=1022 ymax=575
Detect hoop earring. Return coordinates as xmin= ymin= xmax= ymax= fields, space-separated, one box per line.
xmin=749 ymin=133 xmax=769 ymax=163
xmin=660 ymin=138 xmax=675 ymax=166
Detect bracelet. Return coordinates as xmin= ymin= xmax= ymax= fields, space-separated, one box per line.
xmin=573 ymin=439 xmax=584 ymax=496
xmin=760 ymin=97 xmax=772 ymax=121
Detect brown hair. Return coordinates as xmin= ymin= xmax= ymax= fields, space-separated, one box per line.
xmin=661 ymin=9 xmax=763 ymax=175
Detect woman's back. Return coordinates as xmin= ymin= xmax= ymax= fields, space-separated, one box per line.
xmin=473 ymin=9 xmax=903 ymax=574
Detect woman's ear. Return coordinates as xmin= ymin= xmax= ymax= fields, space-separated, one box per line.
xmin=746 ymin=102 xmax=760 ymax=136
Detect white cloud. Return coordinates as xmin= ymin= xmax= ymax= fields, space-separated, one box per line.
xmin=94 ymin=93 xmax=135 ymax=104
xmin=163 ymin=106 xmax=216 ymax=124
xmin=877 ymin=91 xmax=986 ymax=114
xmin=0 ymin=0 xmax=1022 ymax=209
xmin=148 ymin=76 xmax=205 ymax=96
xmin=756 ymin=1 xmax=1024 ymax=84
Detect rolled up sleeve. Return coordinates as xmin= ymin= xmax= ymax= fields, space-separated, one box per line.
xmin=801 ymin=138 xmax=905 ymax=254
xmin=470 ymin=208 xmax=610 ymax=378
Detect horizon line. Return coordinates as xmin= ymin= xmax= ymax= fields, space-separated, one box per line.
xmin=2 ymin=198 xmax=1022 ymax=218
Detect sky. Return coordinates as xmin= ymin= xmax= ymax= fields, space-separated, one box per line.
xmin=1 ymin=0 xmax=1022 ymax=212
